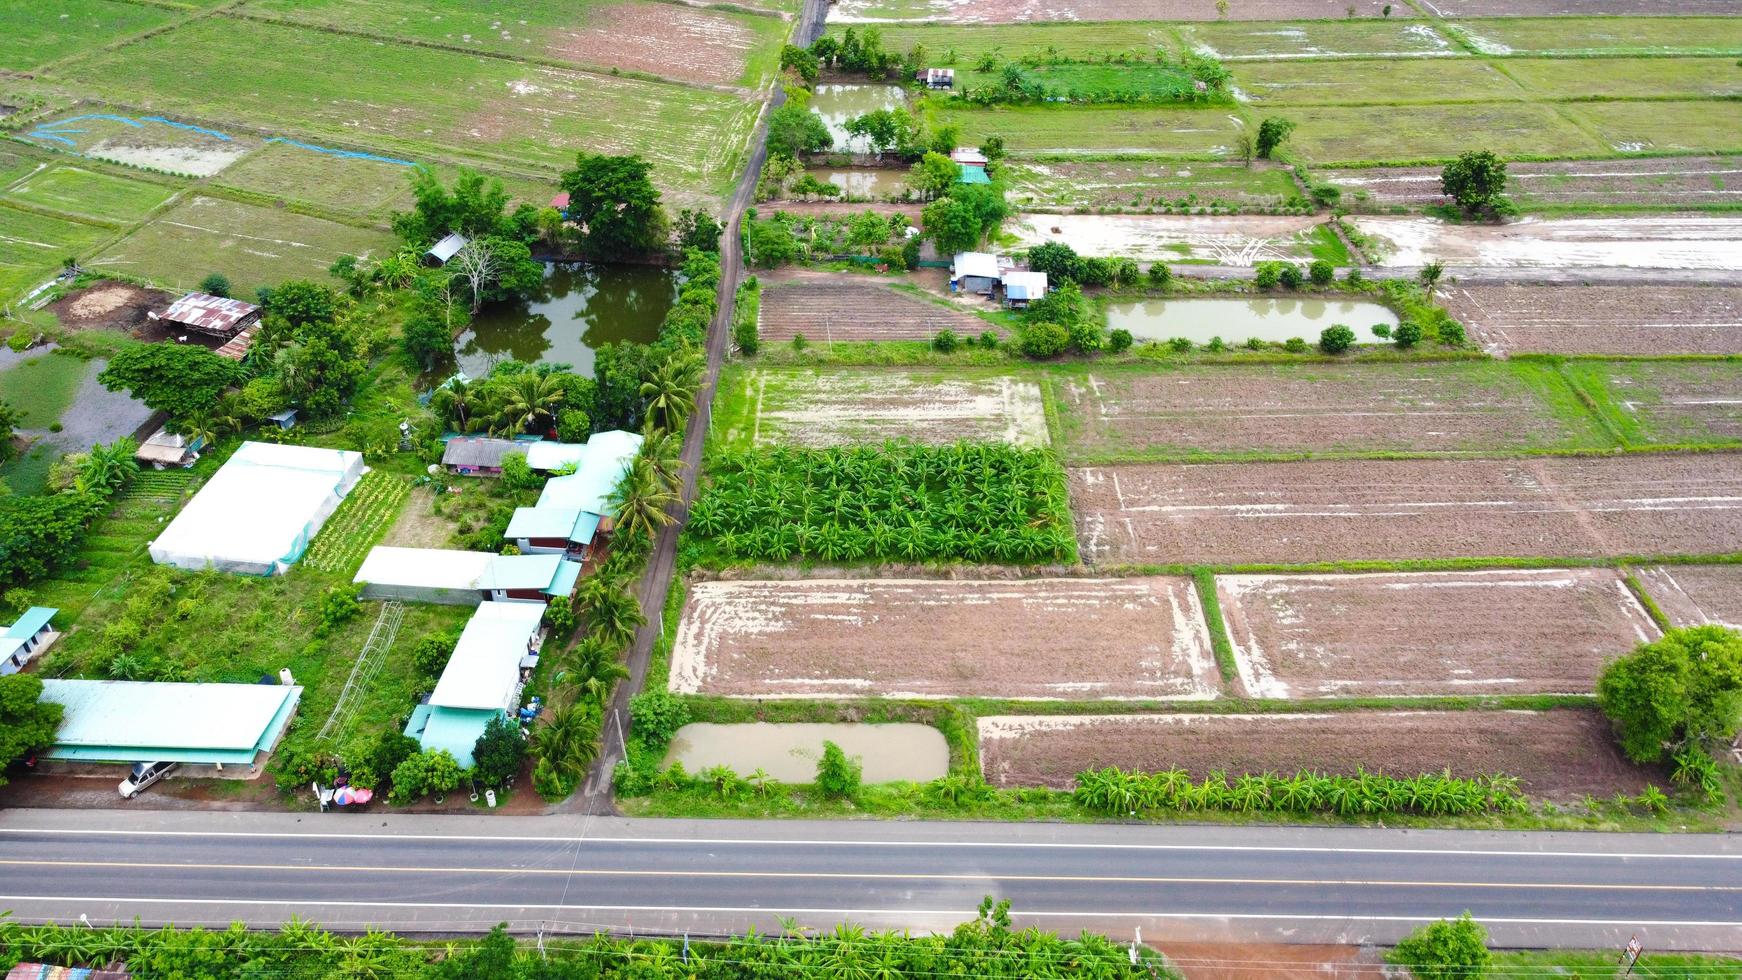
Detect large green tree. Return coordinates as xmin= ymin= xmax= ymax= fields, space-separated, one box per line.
xmin=98 ymin=343 xmax=241 ymax=422
xmin=1441 ymin=150 xmax=1508 ymax=216
xmin=767 ymin=104 xmax=833 ymax=157
xmin=559 ymin=154 xmax=671 ymax=259
xmin=0 ymin=673 xmax=63 ymax=787
xmin=1386 ymin=912 xmax=1491 ymax=980
xmin=392 ymin=166 xmax=537 ymax=245
xmin=1597 ymin=625 xmax=1742 ymax=763
xmin=922 ymin=197 xmax=982 ymax=254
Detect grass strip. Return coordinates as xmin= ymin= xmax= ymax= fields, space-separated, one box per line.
xmin=1622 ymin=571 xmax=1673 ymax=633
xmin=1193 ymin=568 xmax=1237 ymax=685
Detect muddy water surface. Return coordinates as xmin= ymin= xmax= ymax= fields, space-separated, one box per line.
xmin=806 ymin=167 xmax=909 ymax=198
xmin=1109 ymin=296 xmax=1399 ymax=345
xmin=457 ymin=262 xmax=677 ymax=375
xmin=663 ymin=722 xmax=949 ymax=783
xmin=810 ymin=84 xmax=909 ymax=154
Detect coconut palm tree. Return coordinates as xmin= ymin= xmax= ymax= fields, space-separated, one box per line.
xmin=576 ymin=574 xmax=645 ymax=651
xmin=638 ymin=351 xmax=701 ymax=435
xmin=433 ymin=378 xmax=478 ymax=432
xmin=1419 ymin=259 xmax=1444 ymax=300
xmin=498 ymin=371 xmax=565 ymax=435
xmin=530 ymin=693 xmax=603 ymax=788
xmin=637 ymin=426 xmax=686 ymax=493
xmin=610 ymin=455 xmax=678 ymax=540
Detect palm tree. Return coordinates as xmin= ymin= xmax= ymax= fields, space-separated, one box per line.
xmin=500 ymin=371 xmax=564 ymax=435
xmin=1418 ymin=259 xmax=1444 ymax=300
xmin=610 ymin=456 xmax=678 ymax=540
xmin=638 ymin=351 xmax=701 ymax=435
xmin=178 ymin=415 xmax=219 ymax=453
xmin=211 ymin=390 xmax=248 ymax=435
xmin=576 ymin=574 xmax=645 ymax=651
xmin=434 ymin=378 xmax=478 ymax=432
xmin=637 ymin=427 xmax=686 ymax=493
xmin=530 ymin=693 xmax=603 ymax=787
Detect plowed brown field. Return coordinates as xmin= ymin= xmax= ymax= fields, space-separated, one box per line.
xmin=977 ymin=710 xmax=1652 ymax=800
xmin=1326 ymin=156 xmax=1742 ymax=211
xmin=1071 ymin=454 xmax=1742 ymax=565
xmin=669 ymin=577 xmax=1221 ymax=700
xmin=1443 ymin=284 xmax=1742 ymax=355
xmin=1218 ymin=568 xmax=1657 ymax=698
xmin=758 ymin=269 xmax=996 ymax=342
xmin=1638 ymin=564 xmax=1742 ymax=629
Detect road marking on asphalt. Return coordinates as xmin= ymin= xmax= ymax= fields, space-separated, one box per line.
xmin=1 ymin=827 xmax=1736 ymax=861
xmin=1 ymin=895 xmax=1739 ymax=929
xmin=0 ymin=858 xmax=1734 ymax=892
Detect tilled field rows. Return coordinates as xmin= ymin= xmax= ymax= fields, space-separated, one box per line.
xmin=1072 ymin=453 xmax=1742 ymax=565
xmin=758 ymin=271 xmax=996 ymax=342
xmin=1442 ymin=284 xmax=1742 ymax=356
xmin=977 ymin=710 xmax=1651 ymax=801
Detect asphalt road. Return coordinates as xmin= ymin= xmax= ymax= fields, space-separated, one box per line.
xmin=0 ymin=809 xmax=1738 ymax=951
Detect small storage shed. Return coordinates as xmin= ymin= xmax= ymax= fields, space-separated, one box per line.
xmin=150 ymin=293 xmax=260 ymax=338
xmin=135 ymin=426 xmax=203 ymax=469
xmin=353 ymin=547 xmax=583 ymax=605
xmin=958 ymin=165 xmax=991 ymax=185
xmin=1 ymin=606 xmax=57 ymax=676
xmin=950 ymin=147 xmax=988 ymax=167
xmin=423 ymin=232 xmax=469 ymax=267
xmin=1002 ymin=270 xmax=1049 ymax=309
xmin=918 ymin=68 xmax=955 ymax=89
xmin=507 ymin=506 xmax=602 ymax=557
xmin=37 ymin=679 xmax=302 ymax=771
xmin=951 ymin=252 xmax=1002 ymax=295
xmin=442 ymin=436 xmax=522 ymax=476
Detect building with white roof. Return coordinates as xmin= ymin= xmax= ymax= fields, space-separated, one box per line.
xmin=951 ymin=252 xmax=1004 ymax=295
xmin=38 ymin=679 xmax=301 ymax=770
xmin=404 ymin=600 xmax=545 ymax=766
xmin=1001 ymin=270 xmax=1049 ymax=308
xmin=508 ymin=429 xmax=641 ymax=556
xmin=353 ymin=546 xmax=582 ymax=605
xmin=148 ymin=441 xmax=365 ymax=575
xmin=1 ymin=606 xmax=57 ymax=676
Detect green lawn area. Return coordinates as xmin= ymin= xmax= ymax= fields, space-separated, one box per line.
xmin=1505 ymin=56 xmax=1742 ymax=101
xmin=1178 ymin=20 xmax=1463 ymax=59
xmin=851 ymin=21 xmax=1175 ymax=62
xmin=0 ymin=349 xmax=92 ymax=428
xmin=1050 ymin=359 xmax=1611 ymax=461
xmin=1232 ymin=56 xmax=1522 ymax=105
xmin=0 ymin=0 xmax=175 ymax=73
xmin=1567 ymin=100 xmax=1742 ymax=154
xmin=934 ymin=103 xmax=1243 ymax=155
xmin=0 ymin=205 xmax=112 ymax=302
xmin=241 ymin=0 xmax=791 ymax=89
xmin=0 ymin=147 xmax=45 ymax=188
xmin=1 ymin=166 xmax=179 ymax=224
xmin=1282 ymin=102 xmax=1604 ymax=163
xmin=1490 ymin=950 xmax=1742 ymax=979
xmin=87 ymin=195 xmax=398 ymax=296
xmin=1451 ymin=16 xmax=1742 ymax=57
xmin=1559 ymin=359 xmax=1742 ymax=448
xmin=215 ymin=143 xmax=555 ymax=221
xmin=49 ymin=16 xmax=761 ymax=201
xmin=1004 ymin=158 xmax=1303 ymax=211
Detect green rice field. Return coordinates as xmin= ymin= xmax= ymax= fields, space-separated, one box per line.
xmin=1003 ymin=159 xmax=1303 ymax=211
xmin=1281 ymin=102 xmax=1604 ymax=163
xmin=1568 ymin=100 xmax=1742 ymax=155
xmin=0 ymin=0 xmax=174 ymax=73
xmin=848 ymin=22 xmax=1174 ymax=62
xmin=933 ymin=104 xmax=1243 ymax=155
xmin=1559 ymin=360 xmax=1742 ymax=448
xmin=48 ymin=17 xmax=761 ymax=201
xmin=1449 ymin=17 xmax=1742 ymax=57
xmin=956 ymin=62 xmax=1204 ymax=102
xmin=1179 ymin=20 xmax=1463 ymax=59
xmin=2 ymin=166 xmax=180 ymax=224
xmin=1504 ymin=57 xmax=1742 ymax=102
xmin=87 ymin=195 xmax=397 ymax=296
xmin=0 ymin=206 xmax=111 ymax=302
xmin=1231 ymin=57 xmax=1523 ymax=105
xmin=214 ymin=144 xmax=555 ymax=220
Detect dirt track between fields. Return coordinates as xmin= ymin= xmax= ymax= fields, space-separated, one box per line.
xmin=978 ymin=710 xmax=1653 ymax=800
xmin=669 ymin=577 xmax=1221 ymax=700
xmin=1218 ymin=568 xmax=1657 ymax=699
xmin=1441 ymin=284 xmax=1742 ymax=355
xmin=1071 ymin=453 xmax=1742 ymax=565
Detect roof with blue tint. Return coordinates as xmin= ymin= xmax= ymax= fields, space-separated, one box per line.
xmin=478 ymin=554 xmax=563 ymax=590
xmin=536 ymin=430 xmax=641 ymax=517
xmin=1007 ymin=283 xmax=1029 ymax=301
xmin=545 ymin=560 xmax=584 ymax=598
xmin=958 ymin=165 xmax=990 ymax=184
xmin=418 ymin=706 xmax=497 ymax=768
xmin=506 ymin=506 xmax=583 ymax=539
xmin=4 ymin=607 xmax=57 ymax=640
xmin=39 ymin=679 xmax=301 ymax=765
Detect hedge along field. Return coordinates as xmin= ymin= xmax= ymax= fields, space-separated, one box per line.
xmin=2 ymin=165 xmax=179 ymax=224
xmin=932 ymin=104 xmax=1245 ymax=155
xmin=240 ymin=0 xmax=792 ymax=89
xmin=0 ymin=0 xmax=174 ymax=73
xmin=1504 ymin=57 xmax=1742 ymax=102
xmin=87 ymin=195 xmax=397 ymax=296
xmin=1230 ymin=57 xmax=1525 ymax=105
xmin=1178 ymin=20 xmax=1464 ymax=60
xmin=0 ymin=206 xmax=112 ymax=302
xmin=1568 ymin=101 xmax=1742 ymax=155
xmin=1280 ymin=102 xmax=1604 ymax=164
xmin=302 ymin=472 xmax=412 ymax=577
xmin=846 ymin=21 xmax=1176 ymax=61
xmin=1449 ymin=17 xmax=1742 ymax=57
xmin=49 ymin=17 xmax=762 ymax=203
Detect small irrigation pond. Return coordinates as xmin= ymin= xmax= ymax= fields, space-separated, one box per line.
xmin=663 ymin=722 xmax=949 ymax=784
xmin=456 ymin=262 xmax=678 ymax=375
xmin=810 ymin=84 xmax=909 ymax=155
xmin=1107 ymin=296 xmax=1400 ymax=346
xmin=805 ymin=166 xmax=909 ymax=198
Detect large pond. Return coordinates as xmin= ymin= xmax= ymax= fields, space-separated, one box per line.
xmin=455 ymin=262 xmax=678 ymax=376
xmin=805 ymin=166 xmax=909 ymax=198
xmin=810 ymin=84 xmax=908 ymax=155
xmin=663 ymin=722 xmax=949 ymax=784
xmin=1107 ymin=296 xmax=1401 ymax=346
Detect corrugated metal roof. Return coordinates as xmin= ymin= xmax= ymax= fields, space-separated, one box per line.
xmin=429 ymin=600 xmax=543 ymax=712
xmin=952 ymin=252 xmax=1000 ymax=280
xmin=38 ymin=679 xmax=301 ymax=765
xmin=158 ymin=293 xmax=260 ymax=336
xmin=442 ymin=437 xmax=521 ymax=468
xmin=536 ymin=430 xmax=641 ymax=517
xmin=950 ymin=147 xmax=986 ymax=165
xmin=355 ymin=547 xmax=493 ymax=591
xmin=425 ymin=232 xmax=468 ymax=264
xmin=478 ymin=554 xmax=564 ymax=591
xmin=3 ymin=607 xmax=56 ymax=640
xmin=506 ymin=506 xmax=585 ymax=540
xmin=1003 ymin=270 xmax=1048 ymax=298
xmin=525 ymin=441 xmax=588 ymax=471
xmin=958 ymin=165 xmax=991 ymax=185
xmin=545 ymin=559 xmax=584 ymax=598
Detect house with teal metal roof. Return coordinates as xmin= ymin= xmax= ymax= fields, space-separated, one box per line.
xmin=403 ymin=601 xmax=544 ymax=766
xmin=37 ymin=679 xmax=301 ymax=771
xmin=1 ymin=606 xmax=57 ymax=676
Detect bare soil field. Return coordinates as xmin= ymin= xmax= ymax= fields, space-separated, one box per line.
xmin=1010 ymin=213 xmax=1329 ymax=263
xmin=1004 ymin=159 xmax=1302 ymax=212
xmin=46 ymin=280 xmax=174 ymax=336
xmin=977 ymin=710 xmax=1652 ymax=801
xmin=1218 ymin=568 xmax=1656 ymax=699
xmin=1325 ymin=156 xmax=1742 ymax=211
xmin=1637 ymin=565 xmax=1742 ymax=630
xmin=758 ymin=269 xmax=995 ymax=342
xmin=1418 ymin=0 xmax=1736 ymax=14
xmin=719 ymin=367 xmax=1049 ymax=449
xmin=1071 ymin=453 xmax=1742 ymax=565
xmin=1441 ymin=284 xmax=1742 ymax=355
xmin=669 ymin=577 xmax=1221 ymax=701
xmin=1352 ymin=215 xmax=1742 ymax=270
xmin=1055 ymin=362 xmax=1607 ymax=459
xmin=830 ymin=0 xmax=1404 ymax=22
xmin=547 ymin=3 xmax=765 ymax=87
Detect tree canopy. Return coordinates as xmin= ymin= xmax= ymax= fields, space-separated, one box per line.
xmin=1441 ymin=149 xmax=1509 ymax=216
xmin=1386 ymin=912 xmax=1492 ymax=980
xmin=559 ymin=153 xmax=670 ymax=259
xmin=0 ymin=673 xmax=61 ymax=787
xmin=767 ymin=103 xmax=833 ymax=157
xmin=392 ymin=166 xmax=538 ymax=245
xmin=1597 ymin=624 xmax=1742 ymax=763
xmin=98 ymin=343 xmax=242 ymax=422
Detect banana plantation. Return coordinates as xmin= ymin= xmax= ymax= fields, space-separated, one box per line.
xmin=1073 ymin=766 xmax=1532 ymax=819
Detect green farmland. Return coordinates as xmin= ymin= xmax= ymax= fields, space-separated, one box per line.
xmin=1450 ymin=17 xmax=1742 ymax=57
xmin=1281 ymin=102 xmax=1603 ymax=163
xmin=0 ymin=206 xmax=111 ymax=302
xmin=1504 ymin=56 xmax=1742 ymax=102
xmin=1230 ymin=57 xmax=1523 ymax=105
xmin=849 ymin=21 xmax=1175 ymax=62
xmin=1179 ymin=20 xmax=1463 ymax=59
xmin=1559 ymin=360 xmax=1742 ymax=448
xmin=1003 ymin=159 xmax=1302 ymax=211
xmin=934 ymin=104 xmax=1244 ymax=155
xmin=1569 ymin=100 xmax=1742 ymax=154
xmin=0 ymin=0 xmax=174 ymax=73
xmin=2 ymin=166 xmax=179 ymax=224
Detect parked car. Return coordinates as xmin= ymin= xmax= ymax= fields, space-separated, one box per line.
xmin=118 ymin=761 xmax=177 ymax=798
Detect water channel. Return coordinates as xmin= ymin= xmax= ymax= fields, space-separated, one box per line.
xmin=455 ymin=262 xmax=678 ymax=376
xmin=1107 ymin=296 xmax=1401 ymax=346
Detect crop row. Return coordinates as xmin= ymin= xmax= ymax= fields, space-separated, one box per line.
xmin=302 ymin=473 xmax=409 ymax=575
xmin=1073 ymin=766 xmax=1530 ymax=817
